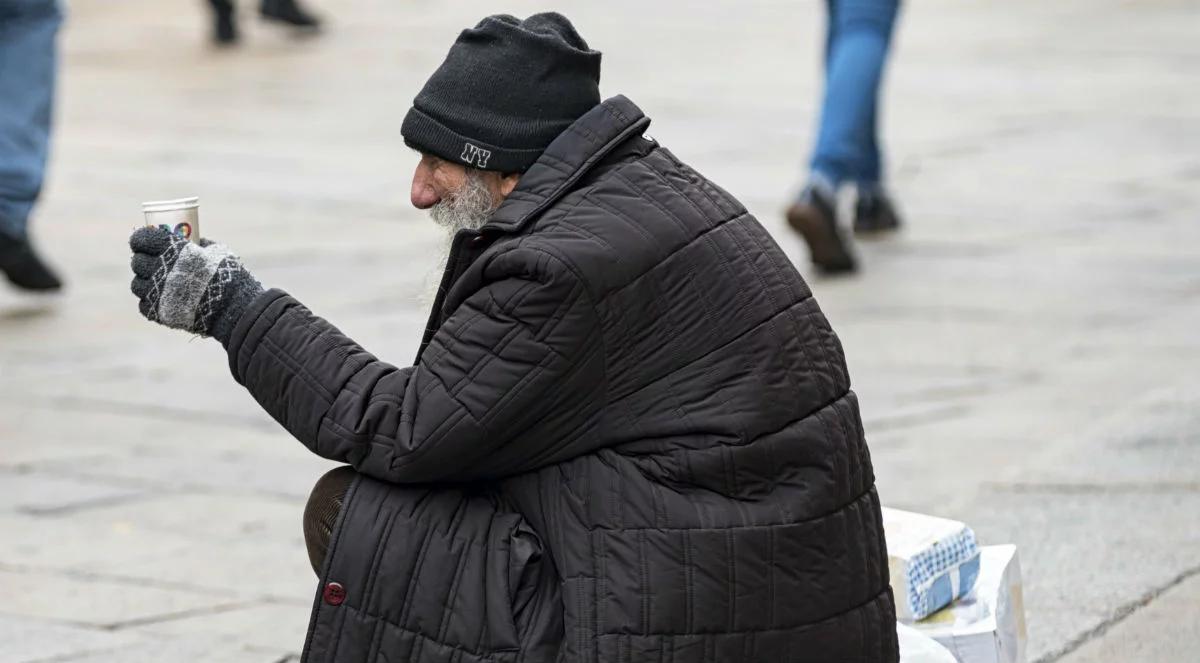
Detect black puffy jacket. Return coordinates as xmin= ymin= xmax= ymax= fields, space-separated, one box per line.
xmin=226 ymin=96 xmax=897 ymax=663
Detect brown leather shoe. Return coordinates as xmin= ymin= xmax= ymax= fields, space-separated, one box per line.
xmin=785 ymin=187 xmax=856 ymax=274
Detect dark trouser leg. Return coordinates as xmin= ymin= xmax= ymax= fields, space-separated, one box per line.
xmin=206 ymin=0 xmax=238 ymax=44
xmin=303 ymin=465 xmax=356 ymax=576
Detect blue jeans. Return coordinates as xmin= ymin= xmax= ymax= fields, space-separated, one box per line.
xmin=809 ymin=0 xmax=900 ymax=189
xmin=0 ymin=0 xmax=61 ymax=240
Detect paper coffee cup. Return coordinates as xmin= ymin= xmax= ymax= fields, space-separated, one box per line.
xmin=142 ymin=197 xmax=200 ymax=243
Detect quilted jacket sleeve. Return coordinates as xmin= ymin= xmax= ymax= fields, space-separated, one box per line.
xmin=225 ymin=246 xmax=605 ymax=483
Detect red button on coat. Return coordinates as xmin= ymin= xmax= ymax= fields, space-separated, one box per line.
xmin=323 ymin=582 xmax=346 ymax=606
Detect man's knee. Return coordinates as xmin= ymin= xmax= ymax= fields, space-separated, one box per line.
xmin=302 ymin=465 xmax=356 ymax=575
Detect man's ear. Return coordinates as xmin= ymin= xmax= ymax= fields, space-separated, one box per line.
xmin=497 ymin=172 xmax=521 ymax=198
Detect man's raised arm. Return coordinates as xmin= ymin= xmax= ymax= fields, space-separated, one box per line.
xmin=130 ymin=226 xmax=605 ymax=483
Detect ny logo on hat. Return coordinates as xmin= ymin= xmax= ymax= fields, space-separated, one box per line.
xmin=460 ymin=143 xmax=492 ymax=169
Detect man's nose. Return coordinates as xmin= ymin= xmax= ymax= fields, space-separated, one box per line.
xmin=411 ymin=175 xmax=440 ymax=210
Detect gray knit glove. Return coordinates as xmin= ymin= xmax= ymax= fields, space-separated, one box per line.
xmin=129 ymin=226 xmax=264 ymax=345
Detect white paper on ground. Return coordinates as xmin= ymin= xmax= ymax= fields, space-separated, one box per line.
xmin=913 ymin=545 xmax=1027 ymax=663
xmin=898 ymin=622 xmax=959 ymax=663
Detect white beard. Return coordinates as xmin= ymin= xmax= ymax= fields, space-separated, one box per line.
xmin=419 ymin=170 xmax=499 ymax=309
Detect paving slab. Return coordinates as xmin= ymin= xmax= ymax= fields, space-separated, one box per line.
xmin=132 ymin=602 xmax=311 ymax=654
xmin=0 ymin=470 xmax=149 ymax=516
xmin=34 ymin=635 xmax=295 ymax=663
xmin=0 ymin=569 xmax=235 ymax=629
xmin=1059 ymin=573 xmax=1200 ymax=663
xmin=0 ymin=513 xmax=198 ymax=572
xmin=33 ymin=445 xmax=337 ymax=501
xmin=0 ymin=614 xmax=140 ymax=663
xmin=0 ymin=404 xmax=269 ymax=470
xmin=1 ymin=0 xmax=1197 ymax=659
xmin=81 ymin=537 xmax=316 ymax=603
xmin=62 ymin=492 xmax=306 ymax=543
xmin=964 ymin=490 xmax=1200 ymax=662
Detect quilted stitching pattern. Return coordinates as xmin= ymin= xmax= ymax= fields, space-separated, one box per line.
xmin=226 ymin=97 xmax=897 ymax=663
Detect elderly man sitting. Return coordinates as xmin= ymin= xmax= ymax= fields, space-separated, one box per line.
xmin=129 ymin=12 xmax=896 ymax=663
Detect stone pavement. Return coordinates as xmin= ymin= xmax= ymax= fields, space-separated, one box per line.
xmin=1 ymin=0 xmax=1197 ymax=660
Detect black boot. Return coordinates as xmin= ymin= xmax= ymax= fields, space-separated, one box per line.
xmin=260 ymin=0 xmax=322 ymax=31
xmin=854 ymin=190 xmax=904 ymax=235
xmin=786 ymin=185 xmax=857 ymax=275
xmin=0 ymin=234 xmax=63 ymax=292
xmin=210 ymin=0 xmax=239 ymax=45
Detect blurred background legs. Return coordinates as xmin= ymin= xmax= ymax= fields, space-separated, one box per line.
xmin=206 ymin=0 xmax=323 ymax=46
xmin=208 ymin=0 xmax=237 ymax=45
xmin=788 ymin=0 xmax=903 ymax=274
xmin=260 ymin=0 xmax=322 ymax=31
xmin=0 ymin=0 xmax=63 ymax=291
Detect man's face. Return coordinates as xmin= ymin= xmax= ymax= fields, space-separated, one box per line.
xmin=410 ymin=154 xmax=519 ymax=211
xmin=414 ymin=155 xmax=520 ymax=304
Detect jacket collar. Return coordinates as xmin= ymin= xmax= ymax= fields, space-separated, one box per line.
xmin=483 ymin=95 xmax=651 ymax=235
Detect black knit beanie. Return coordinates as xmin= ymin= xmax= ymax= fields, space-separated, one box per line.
xmin=401 ymin=12 xmax=601 ymax=173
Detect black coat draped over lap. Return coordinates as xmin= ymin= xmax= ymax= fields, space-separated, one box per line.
xmin=225 ymin=96 xmax=898 ymax=663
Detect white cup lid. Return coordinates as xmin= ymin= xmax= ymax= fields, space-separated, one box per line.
xmin=142 ymin=197 xmax=199 ymax=213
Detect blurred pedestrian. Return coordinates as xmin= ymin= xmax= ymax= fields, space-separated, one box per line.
xmin=0 ymin=0 xmax=64 ymax=291
xmin=787 ymin=0 xmax=904 ymax=275
xmin=208 ymin=0 xmax=322 ymax=46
